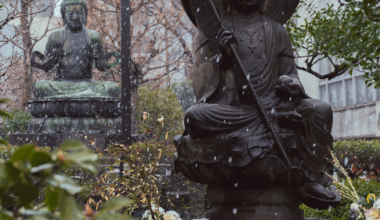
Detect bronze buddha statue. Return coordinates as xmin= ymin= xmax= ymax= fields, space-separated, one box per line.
xmin=28 ymin=0 xmax=121 ymax=134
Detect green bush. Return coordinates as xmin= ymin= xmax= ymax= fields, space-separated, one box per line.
xmin=0 ymin=110 xmax=32 ymax=141
xmin=0 ymin=140 xmax=133 ymax=220
xmin=171 ymin=80 xmax=196 ymax=112
xmin=301 ymin=179 xmax=380 ymax=219
xmin=136 ymin=86 xmax=184 ymax=144
xmin=334 ymin=140 xmax=380 ymax=180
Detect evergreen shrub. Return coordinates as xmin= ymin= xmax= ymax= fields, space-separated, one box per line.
xmin=334 ymin=140 xmax=380 ymax=180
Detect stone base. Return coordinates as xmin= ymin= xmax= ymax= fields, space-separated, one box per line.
xmin=10 ymin=133 xmax=144 ymax=148
xmin=207 ymin=185 xmax=305 ymax=220
xmin=208 ymin=204 xmax=304 ymax=220
xmin=29 ymin=98 xmax=121 ymax=117
xmin=28 ymin=117 xmax=121 ymax=134
xmin=207 ymin=206 xmax=326 ymax=220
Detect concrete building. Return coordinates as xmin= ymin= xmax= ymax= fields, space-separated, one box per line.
xmin=296 ymin=0 xmax=379 ymax=140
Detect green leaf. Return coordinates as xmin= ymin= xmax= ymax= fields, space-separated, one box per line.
xmin=0 ymin=139 xmax=8 ymax=145
xmin=15 ymin=182 xmax=39 ymax=205
xmin=0 ymin=110 xmax=10 ymax=118
xmin=5 ymin=161 xmax=21 ymax=182
xmin=0 ymin=210 xmax=14 ymax=220
xmin=44 ymin=174 xmax=82 ymax=195
xmin=30 ymin=151 xmax=53 ymax=167
xmin=0 ymin=164 xmax=7 ymax=182
xmin=27 ymin=217 xmax=49 ymax=220
xmin=10 ymin=145 xmax=34 ymax=162
xmin=30 ymin=163 xmax=55 ymax=173
xmin=0 ymin=98 xmax=12 ymax=104
xmin=0 ymin=98 xmax=12 ymax=118
xmin=0 ymin=186 xmax=16 ymax=206
xmin=45 ymin=187 xmax=60 ymax=211
xmin=96 ymin=197 xmax=132 ymax=216
xmin=59 ymin=140 xmax=88 ymax=151
xmin=58 ymin=141 xmax=98 ymax=173
xmin=58 ymin=190 xmax=83 ymax=220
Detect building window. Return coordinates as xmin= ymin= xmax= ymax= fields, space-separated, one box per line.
xmin=356 ymin=76 xmax=373 ymax=104
xmin=345 ymin=78 xmax=353 ymax=106
xmin=319 ymin=85 xmax=327 ymax=103
xmin=328 ymin=81 xmax=343 ymax=108
xmin=319 ymin=67 xmax=379 ymax=109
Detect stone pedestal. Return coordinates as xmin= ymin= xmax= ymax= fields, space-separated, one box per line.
xmin=207 ymin=185 xmax=304 ymax=220
xmin=27 ymin=98 xmax=121 ymax=134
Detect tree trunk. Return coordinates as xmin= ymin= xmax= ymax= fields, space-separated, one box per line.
xmin=131 ymin=83 xmax=138 ymax=134
xmin=20 ymin=0 xmax=33 ymax=109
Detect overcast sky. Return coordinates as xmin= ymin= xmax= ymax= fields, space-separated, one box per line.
xmin=54 ymin=0 xmax=63 ymax=17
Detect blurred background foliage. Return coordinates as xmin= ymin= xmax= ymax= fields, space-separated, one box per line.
xmin=0 ymin=110 xmax=32 ymax=141
xmin=171 ymin=80 xmax=195 ymax=112
xmin=0 ymin=141 xmax=133 ymax=220
xmin=136 ymin=86 xmax=184 ymax=144
xmin=301 ymin=179 xmax=380 ymax=219
xmin=287 ymin=0 xmax=380 ymax=84
xmin=301 ymin=139 xmax=380 ymax=219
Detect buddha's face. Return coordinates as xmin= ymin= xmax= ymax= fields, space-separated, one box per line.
xmin=65 ymin=4 xmax=86 ymax=30
xmin=231 ymin=0 xmax=262 ymax=13
xmin=235 ymin=0 xmax=259 ymax=7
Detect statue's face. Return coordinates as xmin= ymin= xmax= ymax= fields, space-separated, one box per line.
xmin=234 ymin=0 xmax=259 ymax=7
xmin=231 ymin=0 xmax=261 ymax=13
xmin=65 ymin=4 xmax=86 ymax=30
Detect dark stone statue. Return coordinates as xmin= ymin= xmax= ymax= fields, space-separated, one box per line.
xmin=28 ymin=0 xmax=121 ymax=134
xmin=174 ymin=0 xmax=342 ymax=219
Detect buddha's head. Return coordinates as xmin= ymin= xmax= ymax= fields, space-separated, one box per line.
xmin=61 ymin=0 xmax=88 ymax=30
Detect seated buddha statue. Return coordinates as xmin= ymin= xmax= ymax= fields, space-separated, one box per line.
xmin=31 ymin=0 xmax=120 ymax=99
xmin=28 ymin=0 xmax=121 ymax=134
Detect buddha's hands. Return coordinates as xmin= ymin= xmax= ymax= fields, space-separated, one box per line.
xmin=93 ymin=51 xmax=121 ymax=71
xmin=51 ymin=47 xmax=64 ymax=60
xmin=31 ymin=47 xmax=62 ymax=72
xmin=277 ymin=75 xmax=300 ymax=97
xmin=218 ymin=30 xmax=239 ymax=62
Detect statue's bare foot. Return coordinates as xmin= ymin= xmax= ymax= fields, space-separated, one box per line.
xmin=297 ymin=181 xmax=342 ymax=209
xmin=303 ymin=182 xmax=336 ymax=199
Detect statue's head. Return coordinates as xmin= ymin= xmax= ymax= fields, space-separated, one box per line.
xmin=61 ymin=0 xmax=88 ymax=29
xmin=228 ymin=0 xmax=270 ymax=14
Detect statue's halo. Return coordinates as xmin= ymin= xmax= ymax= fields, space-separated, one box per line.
xmin=261 ymin=0 xmax=300 ymax=25
xmin=181 ymin=0 xmax=300 ymax=26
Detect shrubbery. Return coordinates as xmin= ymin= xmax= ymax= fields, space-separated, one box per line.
xmin=171 ymin=80 xmax=196 ymax=112
xmin=136 ymin=86 xmax=184 ymax=143
xmin=0 ymin=140 xmax=133 ymax=219
xmin=302 ymin=139 xmax=380 ymax=219
xmin=301 ymin=179 xmax=380 ymax=219
xmin=334 ymin=140 xmax=380 ymax=180
xmin=0 ymin=110 xmax=32 ymax=141
xmin=91 ymin=86 xmax=188 ymax=219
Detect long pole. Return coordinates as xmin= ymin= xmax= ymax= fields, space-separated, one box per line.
xmin=121 ymin=0 xmax=132 ymax=146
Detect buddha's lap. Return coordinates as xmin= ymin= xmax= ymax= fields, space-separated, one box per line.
xmin=33 ymin=80 xmax=120 ymax=98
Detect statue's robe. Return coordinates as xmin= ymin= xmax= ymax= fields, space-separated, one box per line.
xmin=176 ymin=14 xmax=333 ymax=186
